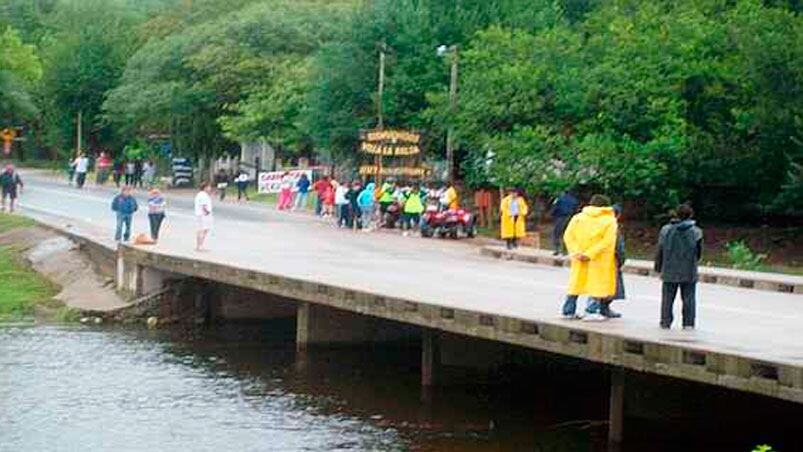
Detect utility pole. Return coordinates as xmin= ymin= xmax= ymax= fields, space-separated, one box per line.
xmin=76 ymin=110 xmax=82 ymax=156
xmin=446 ymin=46 xmax=458 ymax=183
xmin=377 ymin=47 xmax=386 ymax=130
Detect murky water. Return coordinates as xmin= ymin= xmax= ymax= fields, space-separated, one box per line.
xmin=0 ymin=322 xmax=799 ymax=451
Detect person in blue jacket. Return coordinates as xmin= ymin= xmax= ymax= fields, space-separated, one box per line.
xmin=357 ymin=182 xmax=376 ymax=231
xmin=111 ymin=186 xmax=138 ymax=242
xmin=551 ymin=191 xmax=579 ymax=256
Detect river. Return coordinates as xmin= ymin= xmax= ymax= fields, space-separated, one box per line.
xmin=0 ymin=321 xmax=798 ymax=451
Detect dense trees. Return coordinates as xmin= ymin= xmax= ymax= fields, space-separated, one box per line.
xmin=0 ymin=0 xmax=800 ymax=218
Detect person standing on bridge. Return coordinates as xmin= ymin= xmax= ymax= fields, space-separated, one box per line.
xmin=560 ymin=194 xmax=618 ymax=320
xmin=111 ymin=186 xmax=138 ymax=242
xmin=500 ymin=188 xmax=528 ymax=250
xmin=293 ymin=173 xmax=311 ymax=211
xmin=194 ymin=182 xmax=214 ymax=251
xmin=147 ymin=188 xmax=166 ymax=242
xmin=550 ymin=191 xmax=579 ymax=256
xmin=655 ymin=204 xmax=703 ymax=330
xmin=277 ymin=172 xmax=293 ymax=210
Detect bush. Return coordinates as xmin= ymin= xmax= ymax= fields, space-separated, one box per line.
xmin=725 ymin=241 xmax=767 ymax=271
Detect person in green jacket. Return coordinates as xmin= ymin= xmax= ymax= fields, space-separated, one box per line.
xmin=402 ymin=183 xmax=425 ymax=236
xmin=379 ymin=180 xmax=396 ymax=214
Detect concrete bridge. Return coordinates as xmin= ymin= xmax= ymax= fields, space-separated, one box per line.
xmin=18 ymin=171 xmax=803 ymax=446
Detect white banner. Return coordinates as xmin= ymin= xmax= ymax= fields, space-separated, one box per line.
xmin=258 ymin=169 xmax=313 ymax=194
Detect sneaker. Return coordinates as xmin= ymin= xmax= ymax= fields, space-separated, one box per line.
xmin=552 ymin=250 xmax=560 ymax=256
xmin=660 ymin=324 xmax=671 ymax=330
xmin=602 ymin=309 xmax=622 ymax=319
xmin=561 ymin=313 xmax=582 ymax=320
xmin=583 ymin=313 xmax=606 ymax=322
xmin=682 ymin=325 xmax=695 ymax=331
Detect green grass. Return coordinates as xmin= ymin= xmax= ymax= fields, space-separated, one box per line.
xmin=0 ymin=214 xmax=60 ymax=321
xmin=0 ymin=214 xmax=34 ymax=234
xmin=0 ymin=246 xmax=59 ymax=320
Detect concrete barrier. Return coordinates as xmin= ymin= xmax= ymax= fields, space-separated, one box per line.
xmin=480 ymin=246 xmax=803 ymax=295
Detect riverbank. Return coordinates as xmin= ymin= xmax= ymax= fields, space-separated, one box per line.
xmin=0 ymin=213 xmax=126 ymax=321
xmin=0 ymin=214 xmax=61 ymax=320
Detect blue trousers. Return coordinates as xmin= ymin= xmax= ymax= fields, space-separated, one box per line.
xmin=115 ymin=213 xmax=133 ymax=242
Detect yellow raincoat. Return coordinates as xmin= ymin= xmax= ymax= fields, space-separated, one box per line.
xmin=444 ymin=186 xmax=459 ymax=210
xmin=500 ymin=195 xmax=528 ymax=239
xmin=563 ymin=206 xmax=618 ymax=298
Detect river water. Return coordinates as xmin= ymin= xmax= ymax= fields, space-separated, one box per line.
xmin=0 ymin=322 xmax=798 ymax=451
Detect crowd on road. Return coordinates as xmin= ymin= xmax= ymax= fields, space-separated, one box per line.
xmin=68 ymin=152 xmax=158 ymax=190
xmin=275 ymin=173 xmax=461 ymax=236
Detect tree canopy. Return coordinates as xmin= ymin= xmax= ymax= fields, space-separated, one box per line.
xmin=0 ymin=0 xmax=800 ymax=218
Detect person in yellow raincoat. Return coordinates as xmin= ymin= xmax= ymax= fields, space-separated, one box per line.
xmin=560 ymin=194 xmax=618 ymax=320
xmin=500 ymin=188 xmax=528 ymax=250
xmin=442 ymin=183 xmax=459 ymax=210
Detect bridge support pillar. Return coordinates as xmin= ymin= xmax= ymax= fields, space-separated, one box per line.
xmin=296 ymin=302 xmax=417 ymax=351
xmin=421 ymin=330 xmax=439 ymax=387
xmin=608 ymin=367 xmax=625 ymax=449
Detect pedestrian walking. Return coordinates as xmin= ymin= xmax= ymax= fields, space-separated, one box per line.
xmin=322 ymin=179 xmax=335 ymax=217
xmin=111 ymin=186 xmax=138 ymax=242
xmin=293 ymin=173 xmax=311 ymax=210
xmin=0 ymin=164 xmax=23 ymax=213
xmin=358 ymin=182 xmax=376 ymax=231
xmin=67 ymin=157 xmax=76 ymax=186
xmin=96 ymin=152 xmax=111 ymax=185
xmin=194 ymin=182 xmax=214 ymax=251
xmin=655 ymin=204 xmax=703 ymax=330
xmin=402 ymin=183 xmax=425 ymax=235
xmin=277 ymin=172 xmax=293 ymax=210
xmin=550 ymin=191 xmax=579 ymax=256
xmin=311 ymin=175 xmax=330 ymax=216
xmin=235 ymin=171 xmax=250 ymax=201
xmin=335 ymin=179 xmax=349 ymax=227
xmin=73 ymin=153 xmax=89 ymax=189
xmin=147 ymin=188 xmax=166 ymax=242
xmin=500 ymin=188 xmax=528 ymax=250
xmin=346 ymin=181 xmax=362 ymax=229
xmin=134 ymin=159 xmax=144 ymax=188
xmin=112 ymin=160 xmax=124 ymax=188
xmin=143 ymin=160 xmax=156 ymax=188
xmin=215 ymin=168 xmax=229 ymax=201
xmin=560 ymin=194 xmax=618 ymax=321
xmin=124 ymin=160 xmax=135 ymax=186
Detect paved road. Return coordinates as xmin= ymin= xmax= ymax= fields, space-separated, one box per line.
xmin=16 ymin=171 xmax=803 ymax=367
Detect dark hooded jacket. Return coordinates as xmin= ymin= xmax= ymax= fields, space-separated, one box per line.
xmin=654 ymin=220 xmax=703 ymax=282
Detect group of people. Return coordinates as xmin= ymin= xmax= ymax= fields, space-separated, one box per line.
xmin=110 ymin=186 xmax=167 ymax=244
xmin=550 ymin=194 xmax=703 ymax=329
xmin=214 ymin=168 xmax=251 ymax=202
xmin=496 ymin=187 xmax=703 ymax=329
xmin=276 ymin=174 xmax=460 ymax=235
xmin=69 ymin=152 xmax=157 ymax=189
xmin=110 ymin=182 xmax=214 ymax=252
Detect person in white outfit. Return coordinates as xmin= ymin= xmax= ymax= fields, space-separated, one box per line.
xmin=194 ymin=182 xmax=214 ymax=251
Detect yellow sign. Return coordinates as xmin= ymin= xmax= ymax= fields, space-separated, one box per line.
xmin=1 ymin=128 xmax=16 ymax=155
xmin=359 ymin=165 xmax=430 ymax=177
xmin=359 ymin=129 xmax=421 ymax=156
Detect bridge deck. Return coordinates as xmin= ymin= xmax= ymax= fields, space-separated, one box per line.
xmin=18 ymin=172 xmax=803 ymax=404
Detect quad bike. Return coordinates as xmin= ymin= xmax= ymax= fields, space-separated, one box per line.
xmin=421 ymin=206 xmax=477 ymax=239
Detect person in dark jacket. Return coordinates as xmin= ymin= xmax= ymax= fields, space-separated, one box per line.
xmin=655 ymin=204 xmax=703 ymax=330
xmin=111 ymin=186 xmax=138 ymax=242
xmin=551 ymin=191 xmax=579 ymax=256
xmin=345 ymin=181 xmax=362 ymax=229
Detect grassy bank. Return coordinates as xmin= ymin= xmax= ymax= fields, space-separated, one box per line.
xmin=0 ymin=214 xmax=60 ymax=321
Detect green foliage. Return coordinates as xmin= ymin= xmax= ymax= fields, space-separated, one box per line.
xmin=752 ymin=445 xmax=777 ymax=452
xmin=452 ymin=0 xmax=803 ymax=216
xmin=0 ymin=26 xmax=42 ymax=121
xmin=725 ymin=240 xmax=767 ymax=271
